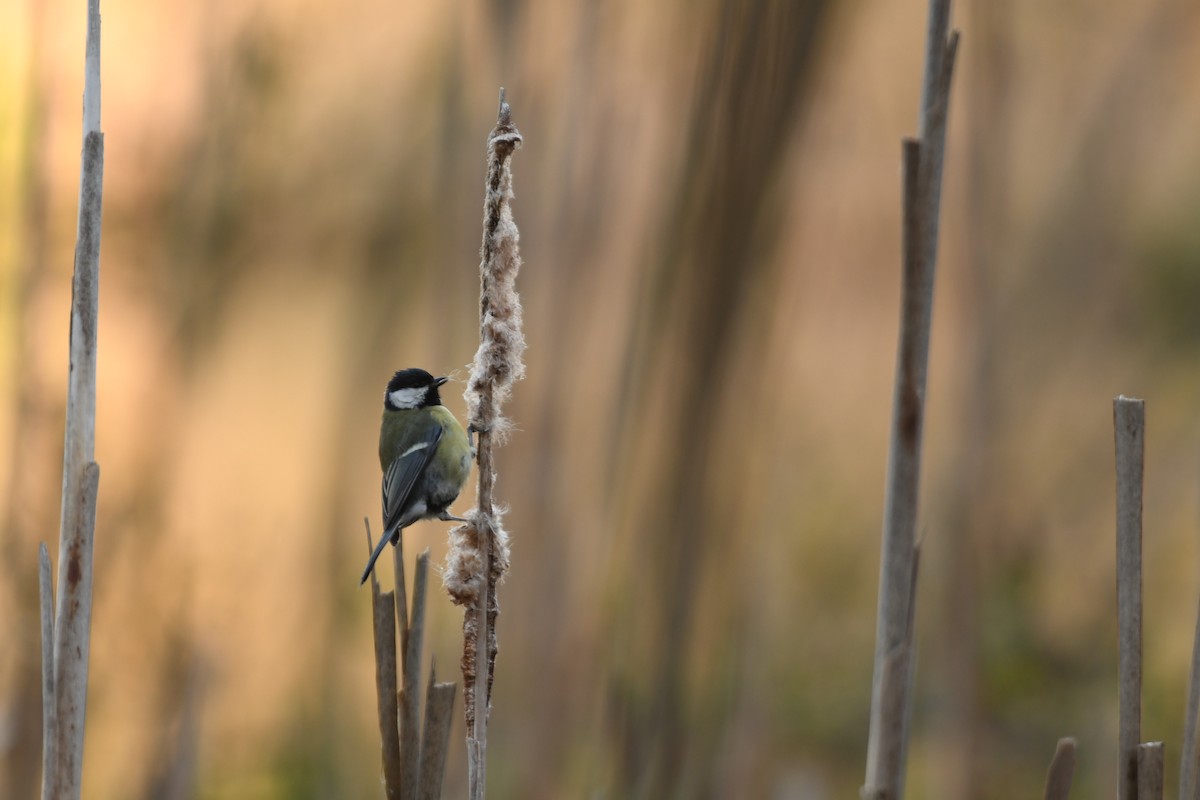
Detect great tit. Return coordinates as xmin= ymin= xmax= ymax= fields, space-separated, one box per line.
xmin=359 ymin=368 xmax=471 ymax=585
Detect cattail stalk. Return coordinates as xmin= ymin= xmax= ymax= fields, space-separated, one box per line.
xmin=42 ymin=2 xmax=104 ymax=798
xmin=443 ymin=88 xmax=524 ymax=800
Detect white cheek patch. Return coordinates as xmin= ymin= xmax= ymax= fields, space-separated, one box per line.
xmin=388 ymin=387 xmax=425 ymax=409
xmin=400 ymin=441 xmax=430 ymax=458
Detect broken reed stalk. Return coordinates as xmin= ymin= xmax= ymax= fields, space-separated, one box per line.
xmin=1138 ymin=742 xmax=1165 ymax=800
xmin=862 ymin=2 xmax=958 ymax=798
xmin=365 ymin=523 xmax=454 ymax=799
xmin=385 ymin=516 xmax=426 ymax=798
xmin=366 ymin=524 xmax=402 ymax=800
xmin=443 ymin=88 xmax=524 ymax=800
xmin=1115 ymin=395 xmax=1145 ymax=800
xmin=1042 ymin=738 xmax=1077 ymax=800
xmin=418 ymin=663 xmax=458 ymax=800
xmin=1183 ymin=574 xmax=1200 ymax=799
xmin=402 ymin=550 xmax=431 ymax=795
xmin=41 ymin=2 xmax=104 ymax=798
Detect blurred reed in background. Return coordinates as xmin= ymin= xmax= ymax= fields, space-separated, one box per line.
xmin=2 ymin=0 xmax=1200 ymax=797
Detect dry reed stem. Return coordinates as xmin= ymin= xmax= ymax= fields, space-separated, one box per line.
xmin=38 ymin=543 xmax=55 ymax=784
xmin=1042 ymin=738 xmax=1077 ymax=800
xmin=401 ymin=550 xmax=431 ymax=796
xmin=1115 ymin=396 xmax=1144 ymax=800
xmin=1183 ymin=579 xmax=1200 ymax=799
xmin=43 ymin=2 xmax=104 ymax=796
xmin=394 ymin=525 xmax=410 ymax=670
xmin=417 ymin=662 xmax=457 ymax=800
xmin=863 ymin=3 xmax=959 ymax=782
xmin=443 ymin=87 xmax=523 ymax=800
xmin=1138 ymin=742 xmax=1164 ymax=800
xmin=367 ymin=525 xmax=452 ymax=798
xmin=367 ymin=524 xmax=402 ymax=799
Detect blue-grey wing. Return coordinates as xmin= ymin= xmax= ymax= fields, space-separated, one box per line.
xmin=381 ymin=424 xmax=443 ymax=538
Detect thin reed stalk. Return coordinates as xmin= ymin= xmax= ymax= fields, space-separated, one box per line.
xmin=41 ymin=2 xmax=105 ymax=798
xmin=862 ymin=2 xmax=959 ymax=797
xmin=1114 ymin=395 xmax=1145 ymax=800
xmin=1041 ymin=738 xmax=1077 ymax=800
xmin=1182 ymin=577 xmax=1200 ymax=799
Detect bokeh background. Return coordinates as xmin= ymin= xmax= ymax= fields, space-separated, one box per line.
xmin=3 ymin=0 xmax=1200 ymax=797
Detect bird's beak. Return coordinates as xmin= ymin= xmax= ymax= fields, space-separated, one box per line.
xmin=434 ymin=376 xmax=450 ymax=387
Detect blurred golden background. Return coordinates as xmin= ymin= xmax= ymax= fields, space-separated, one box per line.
xmin=3 ymin=0 xmax=1200 ymax=797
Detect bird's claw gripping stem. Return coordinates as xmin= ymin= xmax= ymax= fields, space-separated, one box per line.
xmin=467 ymin=423 xmax=490 ymax=458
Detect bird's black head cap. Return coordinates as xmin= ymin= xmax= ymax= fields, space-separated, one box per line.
xmin=384 ymin=368 xmax=447 ymax=410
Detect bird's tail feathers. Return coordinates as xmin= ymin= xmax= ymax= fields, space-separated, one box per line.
xmin=359 ymin=522 xmax=400 ymax=586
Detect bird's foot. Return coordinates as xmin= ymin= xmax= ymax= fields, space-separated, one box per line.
xmin=438 ymin=510 xmax=469 ymax=523
xmin=467 ymin=423 xmax=490 ymax=457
